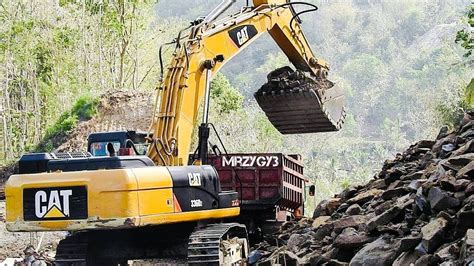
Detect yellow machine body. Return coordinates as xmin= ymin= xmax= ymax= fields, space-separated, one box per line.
xmin=5 ymin=167 xmax=239 ymax=232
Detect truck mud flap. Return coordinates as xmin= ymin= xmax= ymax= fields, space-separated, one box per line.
xmin=255 ymin=66 xmax=345 ymax=134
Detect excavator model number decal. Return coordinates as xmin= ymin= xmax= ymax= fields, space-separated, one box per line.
xmin=228 ymin=25 xmax=258 ymax=48
xmin=191 ymin=199 xmax=203 ymax=208
xmin=222 ymin=155 xmax=280 ymax=167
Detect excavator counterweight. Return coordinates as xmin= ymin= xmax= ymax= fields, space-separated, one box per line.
xmin=256 ymin=67 xmax=345 ymax=134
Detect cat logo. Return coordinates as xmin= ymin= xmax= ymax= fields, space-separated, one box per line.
xmin=228 ymin=25 xmax=258 ymax=48
xmin=188 ymin=173 xmax=201 ymax=187
xmin=35 ymin=189 xmax=72 ymax=219
xmin=24 ymin=186 xmax=87 ymax=221
xmin=236 ymin=26 xmax=250 ymax=46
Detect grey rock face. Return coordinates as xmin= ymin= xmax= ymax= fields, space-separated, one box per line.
xmin=252 ymin=115 xmax=473 ymax=265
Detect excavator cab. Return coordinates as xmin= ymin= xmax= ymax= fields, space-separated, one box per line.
xmin=88 ymin=131 xmax=150 ymax=156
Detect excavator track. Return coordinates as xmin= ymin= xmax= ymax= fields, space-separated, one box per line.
xmin=54 ymin=233 xmax=89 ymax=265
xmin=55 ymin=224 xmax=248 ymax=265
xmin=54 ymin=233 xmax=128 ymax=266
xmin=54 ymin=225 xmax=193 ymax=265
xmin=187 ymin=223 xmax=249 ymax=265
xmin=255 ymin=66 xmax=345 ymax=134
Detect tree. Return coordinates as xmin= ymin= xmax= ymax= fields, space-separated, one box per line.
xmin=210 ymin=73 xmax=244 ymax=114
xmin=455 ymin=3 xmax=474 ymax=63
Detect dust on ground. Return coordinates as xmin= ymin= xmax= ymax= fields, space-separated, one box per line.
xmin=0 ymin=201 xmax=66 ymax=260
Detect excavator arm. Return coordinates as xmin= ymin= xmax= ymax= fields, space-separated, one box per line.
xmin=148 ymin=0 xmax=345 ymax=166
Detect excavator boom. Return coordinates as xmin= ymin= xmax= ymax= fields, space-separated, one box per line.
xmin=148 ymin=0 xmax=345 ymax=166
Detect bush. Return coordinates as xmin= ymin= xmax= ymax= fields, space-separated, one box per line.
xmin=436 ymin=80 xmax=473 ymax=128
xmin=34 ymin=95 xmax=99 ymax=152
xmin=45 ymin=95 xmax=98 ymax=138
xmin=210 ymin=73 xmax=244 ymax=114
xmin=71 ymin=95 xmax=100 ymax=120
xmin=44 ymin=113 xmax=78 ymax=139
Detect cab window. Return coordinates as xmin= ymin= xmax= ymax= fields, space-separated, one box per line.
xmin=90 ymin=141 xmax=121 ymax=156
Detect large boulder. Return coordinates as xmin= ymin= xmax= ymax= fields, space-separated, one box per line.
xmin=427 ymin=187 xmax=460 ymax=211
xmin=349 ymin=235 xmax=402 ymax=266
xmin=334 ymin=228 xmax=371 ymax=249
xmin=333 ymin=215 xmax=368 ymax=233
xmin=421 ymin=217 xmax=449 ymax=253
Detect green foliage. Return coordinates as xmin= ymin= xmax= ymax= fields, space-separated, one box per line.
xmin=436 ymin=78 xmax=474 ymax=127
xmin=34 ymin=44 xmax=54 ymax=84
xmin=455 ymin=3 xmax=474 ymax=58
xmin=71 ymin=95 xmax=100 ymax=120
xmin=53 ymin=27 xmax=77 ymax=48
xmin=436 ymin=2 xmax=474 ymax=128
xmin=34 ymin=95 xmax=99 ymax=152
xmin=436 ymin=104 xmax=463 ymax=128
xmin=210 ymin=73 xmax=244 ymax=114
xmin=465 ymin=79 xmax=474 ymax=108
xmin=342 ymin=54 xmax=385 ymax=86
xmin=340 ymin=178 xmax=351 ymax=190
xmin=44 ymin=113 xmax=79 ymax=140
xmin=44 ymin=95 xmax=99 ymax=139
xmin=0 ymin=0 xmax=173 ymax=162
xmin=255 ymin=115 xmax=283 ymax=150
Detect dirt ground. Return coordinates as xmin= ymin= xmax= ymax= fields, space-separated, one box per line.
xmin=0 ymin=200 xmax=186 ymax=264
xmin=0 ymin=201 xmax=66 ymax=261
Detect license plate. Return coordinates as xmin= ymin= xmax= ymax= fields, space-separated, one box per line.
xmin=23 ymin=186 xmax=87 ymax=221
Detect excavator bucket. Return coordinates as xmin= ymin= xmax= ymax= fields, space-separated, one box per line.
xmin=255 ymin=67 xmax=345 ymax=134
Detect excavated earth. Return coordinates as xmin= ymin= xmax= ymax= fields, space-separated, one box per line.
xmin=251 ymin=113 xmax=474 ymax=265
xmin=56 ymin=89 xmax=154 ymax=152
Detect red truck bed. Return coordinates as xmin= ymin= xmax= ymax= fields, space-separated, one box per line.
xmin=207 ymin=153 xmax=305 ymax=213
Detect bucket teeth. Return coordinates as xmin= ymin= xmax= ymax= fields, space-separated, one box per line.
xmin=255 ymin=66 xmax=346 ymax=135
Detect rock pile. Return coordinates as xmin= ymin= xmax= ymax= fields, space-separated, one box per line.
xmin=252 ymin=113 xmax=474 ymax=266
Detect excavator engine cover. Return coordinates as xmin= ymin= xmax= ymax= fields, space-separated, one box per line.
xmin=255 ymin=66 xmax=345 ymax=134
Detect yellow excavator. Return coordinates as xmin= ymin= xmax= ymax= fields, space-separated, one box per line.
xmin=5 ymin=0 xmax=344 ymax=264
